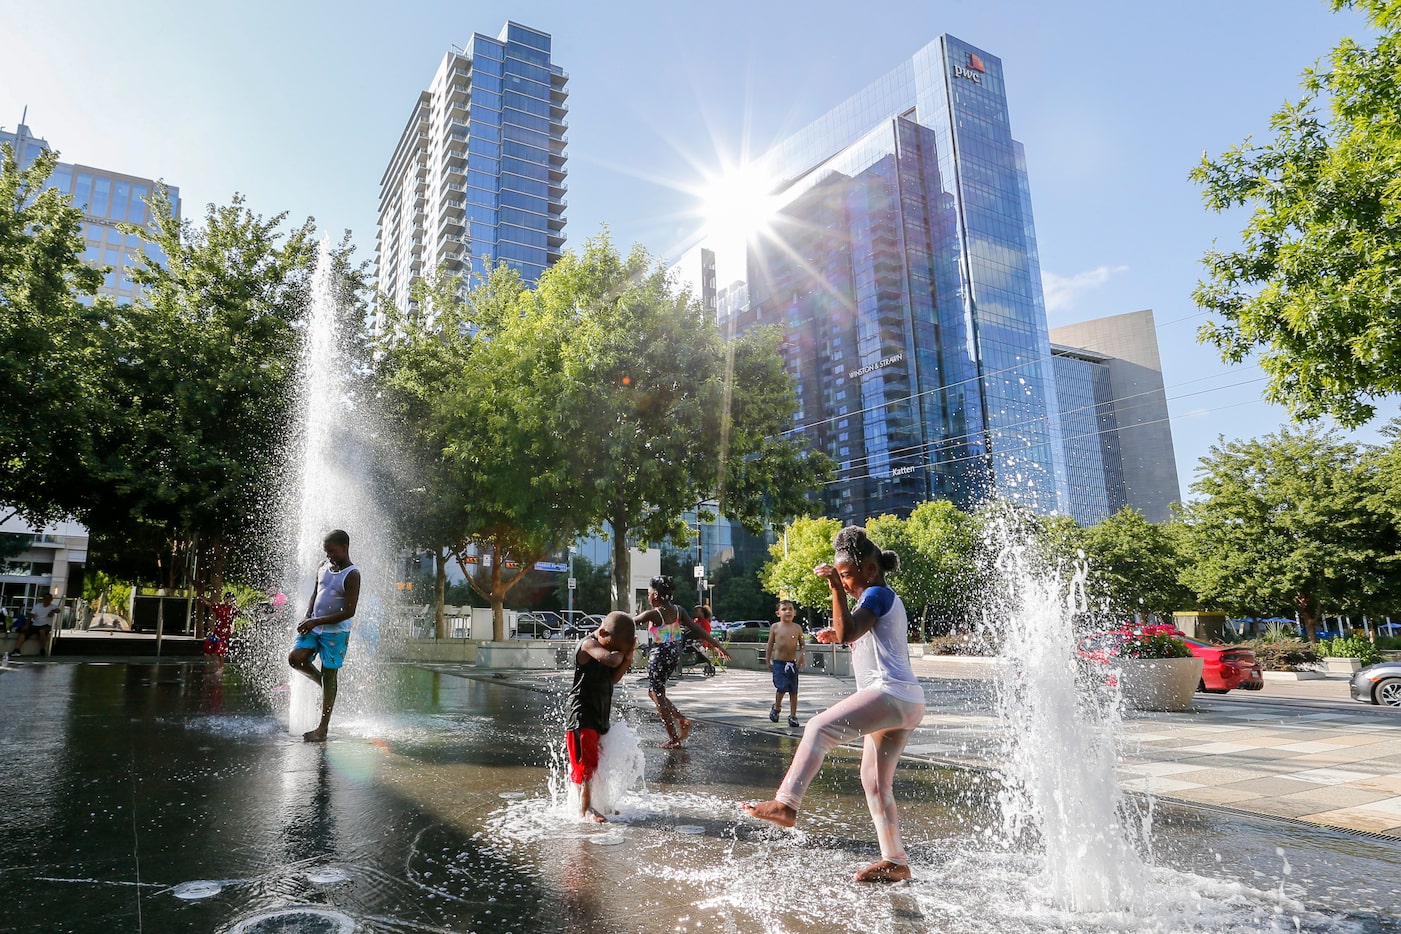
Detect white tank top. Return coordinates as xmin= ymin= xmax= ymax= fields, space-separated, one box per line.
xmin=312 ymin=562 xmax=357 ymax=634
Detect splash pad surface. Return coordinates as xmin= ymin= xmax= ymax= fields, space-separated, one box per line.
xmin=3 ymin=660 xmax=1401 ymax=933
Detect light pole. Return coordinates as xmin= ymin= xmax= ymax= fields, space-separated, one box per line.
xmin=566 ymin=545 xmax=576 ymax=621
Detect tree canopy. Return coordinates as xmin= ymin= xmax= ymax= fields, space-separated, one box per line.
xmin=1192 ymin=0 xmax=1401 ymax=425
xmin=1176 ymin=426 xmax=1396 ymax=639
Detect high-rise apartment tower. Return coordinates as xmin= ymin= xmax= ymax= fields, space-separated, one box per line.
xmin=377 ymin=22 xmax=567 ymax=312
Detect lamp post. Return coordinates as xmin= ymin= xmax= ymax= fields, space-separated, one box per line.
xmin=566 ymin=545 xmax=576 ymax=622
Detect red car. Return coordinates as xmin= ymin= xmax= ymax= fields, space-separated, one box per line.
xmin=1178 ymin=635 xmax=1264 ymax=693
xmin=1077 ymin=629 xmax=1264 ymax=694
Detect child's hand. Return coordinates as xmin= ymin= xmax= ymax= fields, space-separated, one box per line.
xmin=297 ymin=617 xmax=317 ymax=635
xmin=813 ymin=563 xmax=838 ymax=583
xmin=815 ymin=627 xmax=839 ymax=644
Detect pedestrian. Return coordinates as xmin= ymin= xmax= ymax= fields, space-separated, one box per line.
xmin=288 ymin=530 xmax=360 ymax=743
xmin=634 ymin=576 xmax=730 ymax=748
xmin=565 ymin=611 xmax=637 ymax=822
xmin=766 ymin=599 xmax=806 ymax=727
xmin=743 ymin=526 xmax=927 ymax=883
xmin=16 ymin=592 xmax=60 ymax=654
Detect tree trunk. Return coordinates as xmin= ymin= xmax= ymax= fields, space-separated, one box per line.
xmin=610 ymin=513 xmax=631 ymax=613
xmin=491 ymin=545 xmax=505 ymax=641
xmin=1296 ymin=592 xmax=1320 ymax=642
xmin=434 ymin=548 xmax=448 ymax=639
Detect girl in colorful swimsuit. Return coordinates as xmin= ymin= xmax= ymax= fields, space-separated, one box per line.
xmin=743 ymin=526 xmax=927 ymax=883
xmin=633 ymin=576 xmax=730 ymax=748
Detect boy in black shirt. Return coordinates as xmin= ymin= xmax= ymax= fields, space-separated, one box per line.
xmin=566 ymin=611 xmax=637 ymax=822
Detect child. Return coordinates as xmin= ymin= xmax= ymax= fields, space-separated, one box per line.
xmin=744 ymin=526 xmax=926 ymax=883
xmin=766 ymin=599 xmax=806 ymax=727
xmin=634 ymin=576 xmax=730 ymax=748
xmin=566 ymin=611 xmax=637 ymax=822
xmin=199 ymin=591 xmax=237 ymax=666
xmin=288 ymin=530 xmax=360 ymax=743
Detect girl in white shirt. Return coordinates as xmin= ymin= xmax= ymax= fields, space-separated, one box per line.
xmin=744 ymin=526 xmax=926 ymax=883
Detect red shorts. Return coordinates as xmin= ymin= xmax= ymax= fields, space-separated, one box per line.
xmin=566 ymin=728 xmax=600 ymax=784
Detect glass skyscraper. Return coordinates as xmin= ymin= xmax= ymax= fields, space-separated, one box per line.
xmin=377 ymin=22 xmax=568 ymax=313
xmin=738 ymin=35 xmax=1067 ymax=522
xmin=1 ymin=122 xmax=180 ymax=307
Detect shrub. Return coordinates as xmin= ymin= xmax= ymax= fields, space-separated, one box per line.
xmin=925 ymin=633 xmax=998 ymax=656
xmin=1376 ymin=636 xmax=1401 ymax=652
xmin=1317 ymin=636 xmax=1383 ymax=666
xmin=1243 ymin=638 xmax=1319 ymax=672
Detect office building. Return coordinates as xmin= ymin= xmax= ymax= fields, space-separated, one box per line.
xmin=376 ymin=22 xmax=568 ymax=313
xmin=1049 ymin=309 xmax=1180 ymax=523
xmin=2 ymin=122 xmax=180 ymax=306
xmin=735 ymin=35 xmax=1066 ymax=522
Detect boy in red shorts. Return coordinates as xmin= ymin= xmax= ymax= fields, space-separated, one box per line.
xmin=566 ymin=611 xmax=636 ymax=822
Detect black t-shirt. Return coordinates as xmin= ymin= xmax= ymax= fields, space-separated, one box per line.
xmin=566 ymin=651 xmax=614 ymax=733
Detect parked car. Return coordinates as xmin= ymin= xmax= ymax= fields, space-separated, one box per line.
xmin=1349 ymin=661 xmax=1401 ymax=707
xmin=1076 ymin=629 xmax=1264 ymax=693
xmin=1178 ymin=636 xmax=1264 ymax=693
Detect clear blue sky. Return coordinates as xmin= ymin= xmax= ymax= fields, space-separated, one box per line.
xmin=4 ymin=0 xmax=1395 ymax=497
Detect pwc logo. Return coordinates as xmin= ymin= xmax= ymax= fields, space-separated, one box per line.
xmin=951 ymin=52 xmax=986 ymax=85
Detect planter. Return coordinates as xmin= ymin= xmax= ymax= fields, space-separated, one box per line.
xmin=476 ymin=640 xmax=571 ymax=670
xmin=1116 ymin=656 xmax=1203 ymax=712
xmin=1322 ymin=657 xmax=1361 ymax=675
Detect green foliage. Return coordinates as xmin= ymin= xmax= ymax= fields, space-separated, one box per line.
xmin=707 ymin=557 xmax=777 ymax=622
xmin=1176 ymin=426 xmax=1397 ymax=640
xmin=1242 ymin=637 xmax=1321 ymax=672
xmin=868 ymin=500 xmax=983 ymax=635
xmin=1080 ymin=507 xmax=1194 ymax=620
xmin=1191 ymin=0 xmax=1401 ymax=424
xmin=0 ymin=144 xmax=107 ymax=526
xmin=759 ymin=516 xmax=844 ymax=611
xmin=1318 ymin=635 xmax=1384 ymax=665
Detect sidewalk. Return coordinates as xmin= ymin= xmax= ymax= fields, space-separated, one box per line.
xmin=506 ymin=658 xmax=1401 ymax=838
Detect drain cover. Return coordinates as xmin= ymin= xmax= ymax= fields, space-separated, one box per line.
xmin=225 ymin=907 xmax=356 ymax=933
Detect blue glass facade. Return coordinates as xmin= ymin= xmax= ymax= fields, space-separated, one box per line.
xmin=740 ymin=35 xmax=1067 ymax=521
xmin=459 ymin=23 xmax=568 ymax=284
xmin=377 ymin=22 xmax=566 ymax=313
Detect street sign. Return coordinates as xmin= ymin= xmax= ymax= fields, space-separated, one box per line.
xmin=568 ymin=578 xmax=576 ymax=590
xmin=694 ymin=564 xmax=704 ymax=578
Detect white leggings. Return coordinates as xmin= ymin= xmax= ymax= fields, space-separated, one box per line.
xmin=775 ymin=688 xmax=925 ymax=863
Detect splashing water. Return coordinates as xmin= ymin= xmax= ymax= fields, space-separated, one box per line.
xmin=243 ymin=236 xmax=401 ymax=733
xmin=981 ymin=514 xmax=1148 ymax=913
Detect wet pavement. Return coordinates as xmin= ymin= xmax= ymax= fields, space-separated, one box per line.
xmin=3 ymin=657 xmax=1401 ymax=933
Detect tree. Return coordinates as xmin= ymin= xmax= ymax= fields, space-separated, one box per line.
xmin=868 ymin=500 xmax=983 ymax=637
xmin=96 ymin=190 xmax=332 ymax=597
xmin=538 ymin=233 xmax=831 ymax=610
xmin=1079 ymin=507 xmax=1193 ymax=622
xmin=374 ymin=264 xmax=580 ymax=639
xmin=1177 ymin=427 xmax=1394 ymax=640
xmin=1191 ymin=0 xmax=1401 ymax=425
xmin=0 ymin=144 xmax=107 ymax=527
xmin=553 ymin=556 xmax=612 ymax=616
xmin=759 ymin=516 xmax=844 ymax=615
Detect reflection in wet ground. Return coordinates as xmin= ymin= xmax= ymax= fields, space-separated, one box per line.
xmin=2 ymin=661 xmax=1400 ymax=933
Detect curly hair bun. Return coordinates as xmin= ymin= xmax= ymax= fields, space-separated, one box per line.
xmin=833 ymin=525 xmax=900 ymax=573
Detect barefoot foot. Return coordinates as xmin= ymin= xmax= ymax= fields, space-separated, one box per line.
xmin=659 ymin=739 xmax=683 ymax=749
xmin=742 ymin=799 xmax=797 ymax=828
xmin=303 ymin=729 xmax=328 ymax=743
xmin=676 ymin=717 xmax=693 ymax=743
xmin=854 ymin=859 xmax=910 ymax=883
xmin=583 ymin=807 xmax=607 ymax=823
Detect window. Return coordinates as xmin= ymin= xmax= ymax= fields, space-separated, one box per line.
xmin=90 ymin=177 xmax=111 ymax=214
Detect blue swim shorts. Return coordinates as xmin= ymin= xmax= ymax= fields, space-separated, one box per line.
xmin=771 ymin=659 xmax=798 ymax=694
xmin=293 ymin=630 xmax=349 ymax=670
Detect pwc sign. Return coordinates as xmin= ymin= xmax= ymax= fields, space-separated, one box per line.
xmin=951 ymin=52 xmax=986 ymax=85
